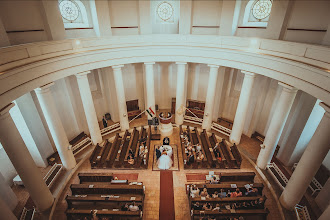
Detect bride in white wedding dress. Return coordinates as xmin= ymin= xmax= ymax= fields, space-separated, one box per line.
xmin=157 ymin=145 xmax=173 ymax=170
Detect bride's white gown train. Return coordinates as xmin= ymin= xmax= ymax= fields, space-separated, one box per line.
xmin=157 ymin=145 xmax=173 ymax=170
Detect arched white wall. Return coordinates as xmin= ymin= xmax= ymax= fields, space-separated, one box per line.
xmin=0 ymin=35 xmax=329 ymax=111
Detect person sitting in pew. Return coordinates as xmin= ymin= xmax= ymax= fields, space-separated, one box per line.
xmin=200 ymin=187 xmax=210 ymax=198
xmin=212 ymin=191 xmax=219 ymax=198
xmin=250 ymin=197 xmax=265 ymax=209
xmin=219 ymin=189 xmax=227 ymax=198
xmin=187 ymin=152 xmax=195 ymax=165
xmin=196 ymin=144 xmax=202 ymax=152
xmin=202 ymin=203 xmax=211 ymax=211
xmin=209 ymin=176 xmax=219 ymax=184
xmin=245 ymin=187 xmax=259 ymax=197
xmin=227 ymin=190 xmax=232 ymax=197
xmin=213 ymin=143 xmax=220 ymax=157
xmin=231 ymin=188 xmax=243 ymax=197
xmin=196 ymin=151 xmax=204 ymax=163
xmin=129 ymin=202 xmax=140 ymax=211
xmin=212 ymin=204 xmax=221 ymax=211
xmin=91 ymin=210 xmax=98 ymax=220
xmin=121 ymin=203 xmax=129 ymax=211
xmin=127 ymin=151 xmax=135 ymax=165
xmin=193 ymin=202 xmax=202 ymax=210
xmin=190 ymin=185 xmax=200 ymax=198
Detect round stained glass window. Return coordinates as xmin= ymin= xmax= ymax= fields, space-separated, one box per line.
xmin=252 ymin=0 xmax=272 ymax=20
xmin=59 ymin=0 xmax=80 ymax=22
xmin=157 ymin=2 xmax=174 ymax=21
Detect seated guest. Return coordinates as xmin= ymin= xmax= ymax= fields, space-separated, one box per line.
xmin=231 ymin=188 xmax=242 ymax=197
xmin=219 ymin=189 xmax=227 ymax=198
xmin=139 ymin=145 xmax=145 ymax=157
xmin=206 ymin=202 xmax=212 ymax=210
xmin=127 ymin=153 xmax=135 ymax=165
xmin=227 ymin=190 xmax=232 ymax=197
xmin=143 ymin=149 xmax=148 ymax=165
xmin=202 ymin=203 xmax=211 ymax=210
xmin=121 ymin=203 xmax=129 ymax=211
xmin=187 ymin=152 xmax=195 ymax=165
xmin=200 ymin=188 xmax=210 ymax=198
xmin=209 ymin=176 xmax=219 ymax=184
xmin=190 ymin=185 xmax=200 ymax=198
xmin=193 ymin=202 xmax=202 ymax=210
xmin=196 ymin=144 xmax=202 ymax=152
xmin=213 ymin=143 xmax=220 ymax=157
xmin=250 ymin=197 xmax=265 ymax=209
xmin=212 ymin=191 xmax=219 ymax=198
xmin=196 ymin=152 xmax=204 ymax=162
xmin=91 ymin=210 xmax=98 ymax=220
xmin=212 ymin=204 xmax=221 ymax=211
xmin=129 ymin=202 xmax=140 ymax=211
xmin=246 ymin=188 xmax=258 ymax=197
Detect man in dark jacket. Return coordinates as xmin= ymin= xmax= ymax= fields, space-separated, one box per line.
xmin=155 ymin=146 xmax=162 ymax=160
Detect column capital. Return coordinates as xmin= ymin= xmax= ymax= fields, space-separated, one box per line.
xmin=175 ymin=62 xmax=187 ymax=65
xmin=144 ymin=62 xmax=155 ymax=65
xmin=112 ymin=65 xmax=124 ymax=70
xmin=241 ymin=70 xmax=256 ymax=77
xmin=75 ymin=71 xmax=91 ymax=78
xmin=320 ymin=102 xmax=330 ymax=118
xmin=278 ymin=82 xmax=298 ymax=93
xmin=0 ymin=103 xmax=15 ymax=119
xmin=34 ymin=82 xmax=55 ymax=94
xmin=208 ymin=64 xmax=220 ymax=69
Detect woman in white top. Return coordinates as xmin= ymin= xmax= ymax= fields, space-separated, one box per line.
xmin=190 ymin=185 xmax=200 ymax=198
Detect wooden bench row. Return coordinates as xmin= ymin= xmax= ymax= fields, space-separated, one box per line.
xmin=191 ymin=209 xmax=269 ymax=220
xmin=187 ymin=183 xmax=264 ymax=196
xmin=66 ymin=210 xmax=142 ymax=220
xmin=70 ymin=184 xmax=145 ymax=195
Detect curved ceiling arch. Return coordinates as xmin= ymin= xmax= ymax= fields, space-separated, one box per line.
xmin=0 ymin=35 xmax=329 ymax=109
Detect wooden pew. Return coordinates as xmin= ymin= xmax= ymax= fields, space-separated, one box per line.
xmin=107 ymin=134 xmax=122 ymax=168
xmin=191 ymin=209 xmax=269 ymax=220
xmin=208 ymin=133 xmax=226 ymax=168
xmin=190 ymin=196 xmax=265 ymax=204
xmin=66 ymin=194 xmax=143 ymax=209
xmin=141 ymin=126 xmax=152 ymax=169
xmin=115 ymin=130 xmax=130 ymax=167
xmin=194 ymin=128 xmax=209 ymax=168
xmin=201 ymin=129 xmax=217 ymax=168
xmin=188 ymin=183 xmax=264 ymax=196
xmin=78 ymin=173 xmax=113 ymax=183
xmin=180 ymin=126 xmax=191 ymax=169
xmin=70 ymin=184 xmax=144 ymax=195
xmin=219 ymin=139 xmax=236 ymax=168
xmin=66 ymin=209 xmax=142 ymax=220
xmin=90 ymin=144 xmax=102 ymax=167
xmin=220 ymin=172 xmax=255 ymax=183
xmin=135 ymin=126 xmax=147 ymax=168
xmin=124 ymin=128 xmax=139 ymax=166
xmin=98 ymin=141 xmax=112 ymax=168
xmin=231 ymin=143 xmax=243 ymax=168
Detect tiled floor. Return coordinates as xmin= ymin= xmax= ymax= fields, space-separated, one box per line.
xmin=13 ymin=112 xmax=287 ymax=220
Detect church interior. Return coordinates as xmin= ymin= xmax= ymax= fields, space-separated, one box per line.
xmin=0 ymin=0 xmax=329 ymax=220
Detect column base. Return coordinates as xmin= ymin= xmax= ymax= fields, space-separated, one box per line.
xmin=159 ymin=123 xmax=173 ymax=137
xmin=279 ymin=194 xmax=296 ymax=211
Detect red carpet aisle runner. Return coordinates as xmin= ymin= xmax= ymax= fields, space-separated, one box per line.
xmin=159 ymin=171 xmax=175 ymax=220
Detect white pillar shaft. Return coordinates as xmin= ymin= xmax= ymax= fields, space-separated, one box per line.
xmin=76 ymin=72 xmax=102 ymax=145
xmin=257 ymin=83 xmax=297 ymax=169
xmin=0 ymin=197 xmax=16 ymax=220
xmin=229 ymin=72 xmax=256 ymax=144
xmin=112 ymin=65 xmax=129 ymax=131
xmin=202 ymin=65 xmax=219 ymax=131
xmin=0 ymin=104 xmax=53 ymax=212
xmin=0 ymin=172 xmax=17 ymax=210
xmin=280 ymin=103 xmax=330 ymax=210
xmin=175 ymin=62 xmax=187 ymax=125
xmin=35 ymin=83 xmax=76 ymax=170
xmin=319 ymin=204 xmax=330 ymax=220
xmin=144 ymin=62 xmax=156 ymax=119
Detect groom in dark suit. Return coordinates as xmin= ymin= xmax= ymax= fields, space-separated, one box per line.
xmin=155 ymin=146 xmax=161 ymax=160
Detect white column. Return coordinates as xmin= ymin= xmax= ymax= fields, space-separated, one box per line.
xmin=0 ymin=172 xmax=17 ymax=210
xmin=138 ymin=0 xmax=152 ymax=34
xmin=0 ymin=103 xmax=54 ymax=211
xmin=175 ymin=62 xmax=187 ymax=125
xmin=40 ymin=0 xmax=65 ymax=40
xmin=35 ymin=83 xmax=76 ymax=170
xmin=315 ymin=178 xmax=330 ymax=212
xmin=202 ymin=65 xmax=219 ymax=131
xmin=280 ymin=102 xmax=330 ymax=210
xmin=229 ymin=71 xmax=256 ymax=144
xmin=0 ymin=197 xmax=16 ymax=220
xmin=76 ymin=71 xmax=102 ymax=145
xmin=319 ymin=204 xmax=330 ymax=220
xmin=144 ymin=62 xmax=156 ymax=119
xmin=257 ymin=82 xmax=297 ymax=169
xmin=219 ymin=0 xmax=240 ymax=36
xmin=179 ymin=0 xmax=192 ymax=34
xmin=93 ymin=0 xmax=112 ymax=37
xmin=112 ymin=65 xmax=129 ymax=131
